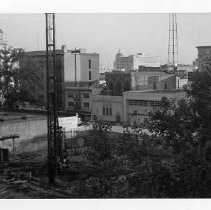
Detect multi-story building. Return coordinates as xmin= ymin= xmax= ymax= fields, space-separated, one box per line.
xmin=64 ymin=49 xmax=99 ymax=83
xmin=196 ymin=46 xmax=211 ymax=71
xmin=19 ymin=46 xmax=100 ymax=116
xmin=19 ymin=48 xmax=65 ymax=110
xmin=65 ymin=83 xmax=102 ymax=120
xmin=113 ymin=50 xmax=160 ymax=72
xmin=63 ymin=49 xmax=100 ymax=119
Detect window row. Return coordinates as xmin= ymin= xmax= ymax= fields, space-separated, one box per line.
xmin=128 ymin=100 xmax=161 ymax=107
xmin=103 ymin=104 xmax=112 ymax=116
xmin=68 ymin=102 xmax=89 ymax=108
xmin=68 ymin=93 xmax=89 ymax=98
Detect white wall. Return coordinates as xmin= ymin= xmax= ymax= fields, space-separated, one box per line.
xmin=64 ymin=53 xmax=81 ymax=82
xmin=64 ymin=52 xmax=99 ymax=82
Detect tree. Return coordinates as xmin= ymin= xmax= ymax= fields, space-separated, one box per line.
xmin=187 ymin=70 xmax=211 ymax=147
xmin=145 ymin=71 xmax=211 ymax=197
xmin=0 ymin=46 xmax=40 ymax=107
xmin=0 ymin=46 xmax=24 ymax=107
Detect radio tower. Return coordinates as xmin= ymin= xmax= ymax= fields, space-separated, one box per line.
xmin=168 ymin=13 xmax=178 ymax=73
xmin=46 ymin=13 xmax=58 ymax=185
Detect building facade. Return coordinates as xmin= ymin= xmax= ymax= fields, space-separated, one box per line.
xmin=131 ymin=71 xmax=176 ymax=91
xmin=92 ymin=95 xmax=123 ymax=122
xmin=92 ymin=89 xmax=186 ymax=125
xmin=113 ymin=50 xmax=160 ymax=72
xmin=64 ymin=83 xmax=101 ymax=120
xmin=64 ymin=50 xmax=99 ymax=83
xmin=63 ymin=49 xmax=100 ymax=119
xmin=123 ymin=89 xmax=186 ymax=125
xmin=20 ymin=47 xmax=100 ymax=114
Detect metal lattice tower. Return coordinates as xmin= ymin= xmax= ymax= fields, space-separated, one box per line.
xmin=45 ymin=13 xmax=58 ymax=185
xmin=168 ymin=13 xmax=178 ymax=73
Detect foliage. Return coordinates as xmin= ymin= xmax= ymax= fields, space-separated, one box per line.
xmin=76 ymin=71 xmax=211 ymax=198
xmin=0 ymin=46 xmax=38 ymax=107
xmin=0 ymin=46 xmax=24 ymax=107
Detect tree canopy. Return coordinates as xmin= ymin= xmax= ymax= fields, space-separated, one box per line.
xmin=0 ymin=46 xmax=38 ymax=107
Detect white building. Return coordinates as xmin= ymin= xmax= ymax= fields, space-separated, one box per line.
xmin=64 ymin=49 xmax=100 ymax=83
xmin=133 ymin=53 xmax=160 ymax=69
xmin=113 ymin=50 xmax=160 ymax=72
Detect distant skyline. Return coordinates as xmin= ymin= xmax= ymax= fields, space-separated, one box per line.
xmin=1 ymin=13 xmax=211 ymax=70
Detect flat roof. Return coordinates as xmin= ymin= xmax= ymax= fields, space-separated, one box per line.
xmin=196 ymin=46 xmax=211 ymax=49
xmin=126 ymin=89 xmax=185 ymax=94
xmin=25 ymin=50 xmax=63 ymax=56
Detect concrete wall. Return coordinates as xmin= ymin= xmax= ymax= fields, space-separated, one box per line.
xmin=64 ymin=53 xmax=99 ymax=82
xmin=64 ymin=53 xmax=81 ymax=82
xmin=80 ymin=53 xmax=99 ymax=81
xmin=0 ymin=118 xmax=47 ymax=155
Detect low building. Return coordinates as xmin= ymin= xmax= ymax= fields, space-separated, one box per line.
xmin=123 ymin=89 xmax=186 ymax=126
xmin=131 ymin=71 xmax=176 ymax=91
xmin=65 ymin=82 xmax=102 ymax=120
xmin=113 ymin=50 xmax=160 ymax=71
xmin=92 ymin=95 xmax=123 ymax=122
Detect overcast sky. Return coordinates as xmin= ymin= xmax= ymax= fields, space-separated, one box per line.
xmin=0 ymin=13 xmax=211 ymax=69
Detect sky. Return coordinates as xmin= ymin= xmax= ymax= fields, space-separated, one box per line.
xmin=0 ymin=13 xmax=211 ymax=70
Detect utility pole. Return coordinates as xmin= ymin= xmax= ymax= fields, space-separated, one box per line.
xmin=46 ymin=13 xmax=58 ymax=185
xmin=70 ymin=49 xmax=80 ymax=112
xmin=70 ymin=48 xmax=80 ymax=86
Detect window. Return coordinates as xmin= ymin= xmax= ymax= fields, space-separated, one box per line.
xmin=68 ymin=94 xmax=74 ymax=98
xmin=68 ymin=102 xmax=74 ymax=106
xmin=154 ymin=101 xmax=161 ymax=107
xmin=150 ymin=101 xmax=155 ymax=106
xmin=153 ymin=82 xmax=156 ymax=90
xmin=164 ymin=82 xmax=167 ymax=90
xmin=75 ymin=93 xmax=81 ymax=98
xmin=106 ymin=107 xmax=109 ymax=115
xmin=103 ymin=104 xmax=112 ymax=116
xmin=89 ymin=71 xmax=91 ymax=80
xmin=128 ymin=100 xmax=148 ymax=106
xmin=83 ymin=93 xmax=89 ymax=98
xmin=84 ymin=102 xmax=89 ymax=108
xmin=88 ymin=59 xmax=91 ymax=68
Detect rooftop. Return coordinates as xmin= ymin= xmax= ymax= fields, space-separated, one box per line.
xmin=196 ymin=46 xmax=211 ymax=49
xmin=25 ymin=50 xmax=63 ymax=56
xmin=126 ymin=89 xmax=185 ymax=94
